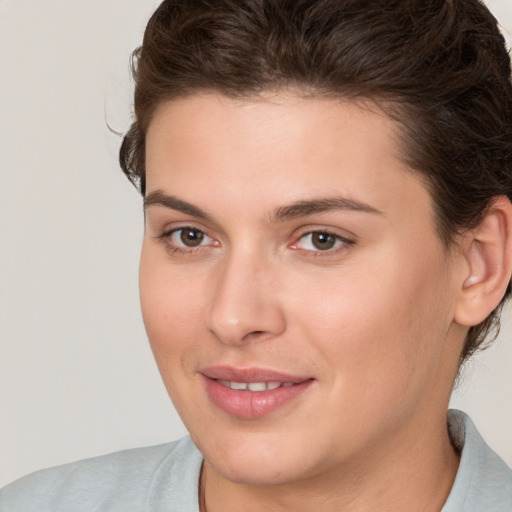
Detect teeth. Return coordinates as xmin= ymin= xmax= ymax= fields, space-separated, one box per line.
xmin=217 ymin=380 xmax=296 ymax=391
xmin=231 ymin=381 xmax=248 ymax=390
xmin=247 ymin=382 xmax=266 ymax=391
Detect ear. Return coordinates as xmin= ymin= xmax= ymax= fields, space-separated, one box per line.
xmin=454 ymin=196 xmax=512 ymax=327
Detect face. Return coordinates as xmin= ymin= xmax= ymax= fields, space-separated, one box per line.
xmin=140 ymin=93 xmax=466 ymax=487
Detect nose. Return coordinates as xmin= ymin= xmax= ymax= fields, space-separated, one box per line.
xmin=205 ymin=251 xmax=286 ymax=345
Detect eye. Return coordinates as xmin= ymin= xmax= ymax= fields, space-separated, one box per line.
xmin=161 ymin=227 xmax=216 ymax=250
xmin=172 ymin=228 xmax=207 ymax=247
xmin=293 ymin=230 xmax=352 ymax=252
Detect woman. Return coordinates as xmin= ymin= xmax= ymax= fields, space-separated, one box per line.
xmin=2 ymin=0 xmax=512 ymax=510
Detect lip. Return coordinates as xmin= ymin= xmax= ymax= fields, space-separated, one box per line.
xmin=201 ymin=366 xmax=314 ymax=419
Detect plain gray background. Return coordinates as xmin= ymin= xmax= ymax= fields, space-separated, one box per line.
xmin=1 ymin=0 xmax=511 ymax=487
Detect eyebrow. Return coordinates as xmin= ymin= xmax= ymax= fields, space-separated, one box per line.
xmin=144 ymin=191 xmax=213 ymax=221
xmin=269 ymin=196 xmax=383 ymax=222
xmin=144 ymin=190 xmax=383 ymax=223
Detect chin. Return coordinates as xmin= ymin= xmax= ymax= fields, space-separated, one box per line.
xmin=196 ymin=427 xmax=317 ymax=486
xmin=209 ymin=456 xmax=305 ymax=487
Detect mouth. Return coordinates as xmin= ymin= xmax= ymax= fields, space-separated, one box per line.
xmin=200 ymin=366 xmax=314 ymax=419
xmin=216 ymin=379 xmax=299 ymax=391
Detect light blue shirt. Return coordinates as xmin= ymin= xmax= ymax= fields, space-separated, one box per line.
xmin=1 ymin=410 xmax=511 ymax=511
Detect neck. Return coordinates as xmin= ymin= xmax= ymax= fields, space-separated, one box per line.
xmin=200 ymin=412 xmax=460 ymax=512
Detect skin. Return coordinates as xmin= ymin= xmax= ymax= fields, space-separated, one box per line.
xmin=140 ymin=92 xmax=471 ymax=511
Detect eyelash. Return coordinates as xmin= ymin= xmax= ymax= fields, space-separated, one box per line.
xmin=291 ymin=230 xmax=354 ymax=256
xmin=157 ymin=226 xmax=216 ymax=255
xmin=156 ymin=227 xmax=354 ymax=257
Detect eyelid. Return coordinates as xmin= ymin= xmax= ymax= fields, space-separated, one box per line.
xmin=156 ymin=224 xmax=219 ymax=253
xmin=155 ymin=219 xmax=213 ymax=239
xmin=145 ymin=207 xmax=223 ymax=234
xmin=152 ymin=221 xmax=355 ymax=256
xmin=290 ymin=227 xmax=355 ymax=253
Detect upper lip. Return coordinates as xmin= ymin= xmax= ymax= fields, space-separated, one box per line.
xmin=200 ymin=365 xmax=312 ymax=383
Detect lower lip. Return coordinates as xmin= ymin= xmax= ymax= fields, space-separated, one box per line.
xmin=202 ymin=376 xmax=314 ymax=419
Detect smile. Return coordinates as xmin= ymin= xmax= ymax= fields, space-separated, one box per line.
xmin=216 ymin=380 xmax=297 ymax=391
xmin=201 ymin=368 xmax=314 ymax=419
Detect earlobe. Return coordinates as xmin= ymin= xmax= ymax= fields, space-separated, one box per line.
xmin=455 ymin=196 xmax=512 ymax=326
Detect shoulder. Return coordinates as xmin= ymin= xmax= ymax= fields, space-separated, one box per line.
xmin=443 ymin=410 xmax=512 ymax=512
xmin=0 ymin=436 xmax=202 ymax=512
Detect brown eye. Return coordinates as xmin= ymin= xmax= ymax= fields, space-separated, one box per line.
xmin=311 ymin=232 xmax=337 ymax=250
xmin=293 ymin=230 xmax=351 ymax=253
xmin=179 ymin=228 xmax=205 ymax=247
xmin=161 ymin=226 xmax=216 ymax=253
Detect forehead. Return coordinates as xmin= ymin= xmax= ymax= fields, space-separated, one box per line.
xmin=145 ymin=92 xmax=435 ymax=232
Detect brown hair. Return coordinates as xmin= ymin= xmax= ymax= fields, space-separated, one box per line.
xmin=120 ymin=0 xmax=512 ymax=365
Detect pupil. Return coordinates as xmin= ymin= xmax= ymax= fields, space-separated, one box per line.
xmin=312 ymin=232 xmax=335 ymax=250
xmin=181 ymin=229 xmax=204 ymax=247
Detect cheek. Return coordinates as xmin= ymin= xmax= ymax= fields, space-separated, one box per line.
xmin=139 ymin=246 xmax=207 ymax=372
xmin=287 ymin=247 xmax=454 ymax=392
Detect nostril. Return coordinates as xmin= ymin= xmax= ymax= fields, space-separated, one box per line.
xmin=240 ymin=330 xmax=268 ymax=342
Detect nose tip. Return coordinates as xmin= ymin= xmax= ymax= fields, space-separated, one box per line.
xmin=205 ymin=262 xmax=286 ymax=345
xmin=210 ymin=315 xmax=268 ymax=345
